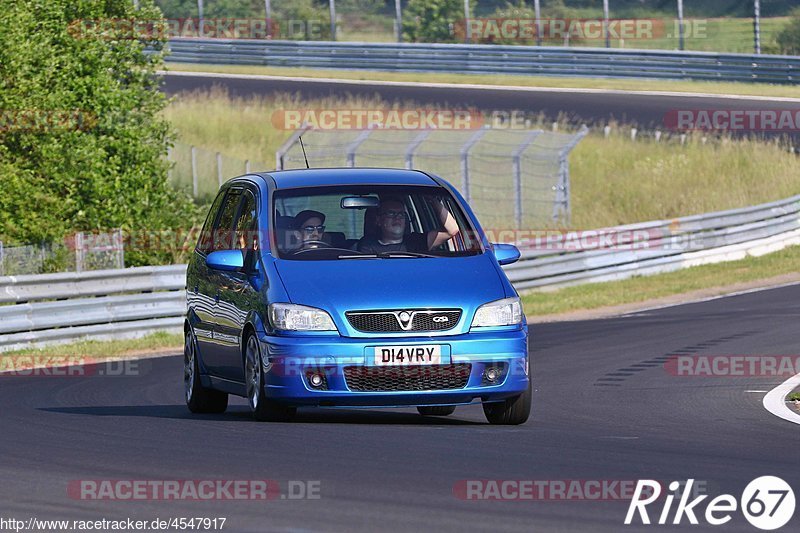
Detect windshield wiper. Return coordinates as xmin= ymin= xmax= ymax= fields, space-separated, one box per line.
xmin=377 ymin=251 xmax=436 ymax=258
xmin=336 ymin=251 xmax=436 ymax=260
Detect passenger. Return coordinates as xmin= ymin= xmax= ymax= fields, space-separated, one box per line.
xmin=357 ymin=198 xmax=459 ymax=254
xmin=294 ymin=210 xmax=326 ymax=246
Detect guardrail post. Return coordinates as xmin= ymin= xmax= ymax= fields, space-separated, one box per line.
xmin=115 ymin=229 xmax=125 ymax=269
xmin=346 ymin=128 xmax=375 ymax=168
xmin=75 ymin=232 xmax=84 ymax=273
xmin=190 ymin=145 xmax=198 ymax=198
xmin=512 ymin=131 xmax=543 ymax=229
xmin=405 ymin=130 xmax=430 ymax=169
xmin=245 ymin=159 xmax=251 ymax=174
xmin=166 ymin=145 xmax=173 ymax=183
xmin=459 ymin=127 xmax=488 ymax=204
xmin=553 ymin=126 xmax=589 ymax=224
xmin=0 ymin=240 xmax=4 ymax=277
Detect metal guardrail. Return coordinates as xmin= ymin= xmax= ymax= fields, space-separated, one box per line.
xmin=1 ymin=194 xmax=799 ymax=351
xmin=505 ymin=194 xmax=800 ymax=290
xmin=0 ymin=266 xmax=187 ymax=352
xmin=165 ymin=39 xmax=800 ymax=84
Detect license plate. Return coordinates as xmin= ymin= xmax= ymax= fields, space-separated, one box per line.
xmin=373 ymin=345 xmax=442 ymax=366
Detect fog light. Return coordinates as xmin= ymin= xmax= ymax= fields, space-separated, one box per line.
xmin=484 ymin=367 xmax=501 ymax=383
xmin=309 ymin=373 xmax=324 ymax=388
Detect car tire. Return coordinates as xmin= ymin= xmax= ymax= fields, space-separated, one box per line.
xmin=244 ymin=333 xmax=296 ymax=422
xmin=185 ymin=330 xmax=228 ymax=414
xmin=482 ymin=378 xmax=531 ymax=425
xmin=417 ymin=406 xmax=457 ymax=416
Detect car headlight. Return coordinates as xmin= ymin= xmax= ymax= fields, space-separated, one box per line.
xmin=268 ymin=303 xmax=336 ymax=332
xmin=471 ymin=297 xmax=522 ymax=328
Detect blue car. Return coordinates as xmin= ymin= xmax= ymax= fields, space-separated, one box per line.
xmin=184 ymin=168 xmax=530 ymax=424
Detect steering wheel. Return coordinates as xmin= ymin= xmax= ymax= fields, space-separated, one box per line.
xmin=292 ymin=240 xmax=332 ymax=253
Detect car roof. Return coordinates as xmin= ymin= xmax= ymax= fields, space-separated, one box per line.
xmin=262 ymin=168 xmax=440 ymax=189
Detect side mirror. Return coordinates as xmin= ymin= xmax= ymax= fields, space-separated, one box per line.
xmin=206 ymin=250 xmax=244 ymax=272
xmin=492 ymin=243 xmax=520 ymax=266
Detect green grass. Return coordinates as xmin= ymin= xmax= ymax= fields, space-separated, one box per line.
xmin=164 ymin=90 xmax=800 ymax=229
xmin=569 ymin=133 xmax=800 ymax=228
xmin=522 ymin=244 xmax=800 ymax=316
xmin=788 ymin=392 xmax=800 ymax=401
xmin=165 ymin=62 xmax=800 ymax=100
xmin=1 ymin=332 xmax=183 ymax=359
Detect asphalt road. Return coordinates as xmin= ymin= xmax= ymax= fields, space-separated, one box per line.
xmin=161 ymin=71 xmax=800 ymax=135
xmin=1 ymin=284 xmax=799 ymax=532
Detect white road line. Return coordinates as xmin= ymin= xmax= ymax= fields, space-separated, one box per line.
xmin=159 ymin=69 xmax=800 ymax=103
xmin=762 ymin=372 xmax=800 ymax=425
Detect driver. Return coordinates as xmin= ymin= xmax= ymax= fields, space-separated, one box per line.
xmin=294 ymin=210 xmax=326 ymax=247
xmin=357 ymin=198 xmax=459 ymax=254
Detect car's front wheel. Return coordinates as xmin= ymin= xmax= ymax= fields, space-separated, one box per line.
xmin=185 ymin=330 xmax=228 ymax=414
xmin=417 ymin=406 xmax=457 ymax=416
xmin=244 ymin=334 xmax=296 ymax=422
xmin=482 ymin=379 xmax=531 ymax=425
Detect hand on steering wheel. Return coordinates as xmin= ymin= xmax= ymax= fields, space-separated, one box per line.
xmin=297 ymin=239 xmax=331 ymax=251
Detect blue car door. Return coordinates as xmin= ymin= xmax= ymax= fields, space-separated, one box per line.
xmin=213 ymin=188 xmax=261 ymax=383
xmin=202 ymin=187 xmax=242 ymax=378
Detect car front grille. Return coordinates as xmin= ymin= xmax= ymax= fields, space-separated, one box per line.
xmin=346 ymin=309 xmax=462 ymax=332
xmin=343 ymin=364 xmax=472 ymax=392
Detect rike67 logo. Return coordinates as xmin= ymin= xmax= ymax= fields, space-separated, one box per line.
xmin=625 ymin=477 xmax=795 ymax=530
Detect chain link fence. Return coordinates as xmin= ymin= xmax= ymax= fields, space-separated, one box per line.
xmin=168 ymin=142 xmax=270 ymax=202
xmin=276 ymin=126 xmax=587 ymax=228
xmin=0 ymin=230 xmax=124 ymax=277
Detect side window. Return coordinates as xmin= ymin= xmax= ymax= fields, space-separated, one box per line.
xmin=213 ymin=190 xmax=242 ymax=252
xmin=234 ymin=190 xmax=258 ymax=250
xmin=197 ymin=190 xmax=226 ymax=255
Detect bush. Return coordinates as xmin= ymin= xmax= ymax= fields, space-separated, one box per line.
xmin=776 ymin=8 xmax=800 ymax=55
xmin=403 ymin=0 xmax=475 ymax=43
xmin=474 ymin=1 xmax=579 ymax=46
xmin=0 ymin=0 xmax=200 ymax=266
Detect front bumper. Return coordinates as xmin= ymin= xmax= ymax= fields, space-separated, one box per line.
xmin=260 ymin=327 xmax=529 ymax=407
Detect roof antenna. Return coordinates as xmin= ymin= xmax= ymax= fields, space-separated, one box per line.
xmin=298 ymin=135 xmax=310 ymax=169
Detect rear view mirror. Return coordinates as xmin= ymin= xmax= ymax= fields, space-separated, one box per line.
xmin=206 ymin=250 xmax=244 ymax=272
xmin=492 ymin=243 xmax=520 ymax=266
xmin=341 ymin=196 xmax=380 ymax=209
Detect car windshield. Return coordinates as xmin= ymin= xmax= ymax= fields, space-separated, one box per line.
xmin=273 ymin=185 xmax=483 ymax=260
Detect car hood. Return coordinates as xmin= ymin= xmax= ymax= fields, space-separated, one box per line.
xmin=274 ymin=254 xmax=505 ymax=336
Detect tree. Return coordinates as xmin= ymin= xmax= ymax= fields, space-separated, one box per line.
xmin=0 ymin=0 xmax=199 ymax=266
xmin=776 ymin=8 xmax=800 ymax=55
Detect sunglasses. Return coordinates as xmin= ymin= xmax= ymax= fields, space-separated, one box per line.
xmin=302 ymin=225 xmax=325 ymax=233
xmin=380 ymin=210 xmax=407 ymax=219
